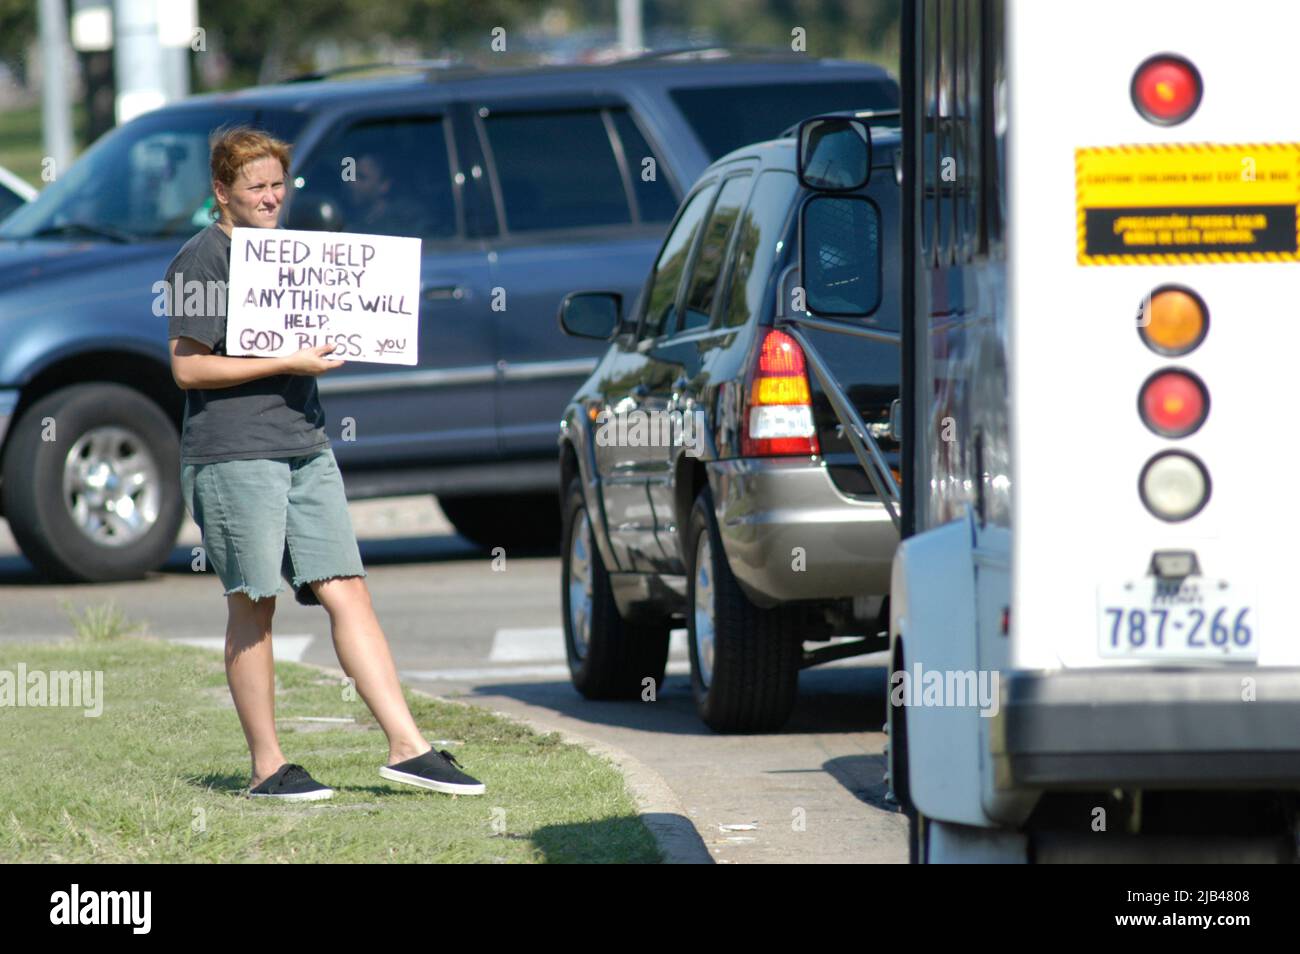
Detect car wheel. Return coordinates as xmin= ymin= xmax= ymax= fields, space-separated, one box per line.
xmin=560 ymin=475 xmax=670 ymax=700
xmin=685 ymin=483 xmax=801 ymax=733
xmin=1 ymin=383 xmax=183 ymax=583
xmin=438 ymin=493 xmax=560 ymax=551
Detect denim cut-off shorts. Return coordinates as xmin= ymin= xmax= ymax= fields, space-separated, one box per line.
xmin=180 ymin=448 xmax=366 ymax=606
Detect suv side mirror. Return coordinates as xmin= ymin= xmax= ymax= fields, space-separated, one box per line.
xmin=797 ymin=117 xmax=871 ymax=192
xmin=799 ymin=195 xmax=881 ymax=317
xmin=559 ymin=291 xmax=623 ymax=340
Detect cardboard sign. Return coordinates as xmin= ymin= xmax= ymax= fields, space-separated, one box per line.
xmin=226 ymin=227 xmax=420 ymax=365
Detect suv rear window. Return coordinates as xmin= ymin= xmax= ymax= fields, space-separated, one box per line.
xmin=680 ymin=174 xmax=750 ymax=332
xmin=482 ymin=106 xmax=675 ymax=233
xmin=484 ymin=109 xmax=628 ymax=232
xmin=721 ymin=169 xmax=799 ymax=328
xmin=670 ymin=81 xmax=896 ymax=159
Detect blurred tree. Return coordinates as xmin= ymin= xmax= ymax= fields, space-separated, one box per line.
xmin=195 ymin=0 xmax=538 ymax=88
xmin=0 ymin=0 xmax=901 ymax=94
xmin=557 ymin=0 xmax=899 ymax=65
xmin=0 ymin=0 xmax=36 ymax=83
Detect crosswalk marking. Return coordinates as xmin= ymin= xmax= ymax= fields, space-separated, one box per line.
xmin=402 ymin=661 xmax=692 ymax=682
xmin=168 ymin=634 xmax=315 ymax=662
xmin=487 ymin=626 xmax=689 ymax=663
xmin=487 ymin=628 xmax=565 ymax=662
xmin=164 ymin=629 xmax=879 ymax=685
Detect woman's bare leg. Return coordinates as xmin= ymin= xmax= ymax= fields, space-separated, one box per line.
xmin=225 ymin=592 xmax=288 ymax=787
xmin=310 ymin=575 xmax=432 ymax=765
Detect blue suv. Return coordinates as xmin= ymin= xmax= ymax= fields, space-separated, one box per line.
xmin=0 ymin=53 xmax=897 ymax=582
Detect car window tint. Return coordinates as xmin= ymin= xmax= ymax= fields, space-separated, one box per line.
xmin=641 ymin=185 xmax=716 ymax=339
xmin=721 ymin=170 xmax=798 ymax=328
xmin=679 ymin=175 xmax=750 ymax=332
xmin=483 ymin=109 xmax=630 ymax=232
xmin=669 ymin=81 xmax=897 ymax=159
xmin=293 ymin=116 xmax=457 ymax=240
xmin=609 ymin=109 xmax=678 ymax=223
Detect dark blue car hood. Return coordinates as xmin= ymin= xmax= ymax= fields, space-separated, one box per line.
xmin=0 ymin=238 xmax=176 ymax=296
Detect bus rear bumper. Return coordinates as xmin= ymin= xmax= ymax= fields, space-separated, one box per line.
xmin=990 ymin=668 xmax=1300 ymax=790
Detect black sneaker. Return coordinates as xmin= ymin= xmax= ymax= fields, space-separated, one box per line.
xmin=247 ymin=763 xmax=335 ymax=801
xmin=379 ymin=747 xmax=485 ymax=795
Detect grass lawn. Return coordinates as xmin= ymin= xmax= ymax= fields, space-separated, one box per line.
xmin=0 ymin=633 xmax=660 ymax=863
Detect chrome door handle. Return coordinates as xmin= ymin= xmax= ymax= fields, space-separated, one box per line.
xmin=421 ymin=283 xmax=466 ymax=301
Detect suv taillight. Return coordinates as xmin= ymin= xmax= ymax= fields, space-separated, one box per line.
xmin=742 ymin=329 xmax=820 ymax=457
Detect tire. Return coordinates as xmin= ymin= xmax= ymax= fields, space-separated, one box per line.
xmin=560 ymin=475 xmax=670 ymax=699
xmin=439 ymin=492 xmax=560 ymax=550
xmin=685 ymin=483 xmax=801 ymax=733
xmin=1 ymin=383 xmax=183 ymax=583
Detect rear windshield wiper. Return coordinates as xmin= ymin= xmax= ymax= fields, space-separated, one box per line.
xmin=27 ymin=222 xmax=136 ymax=243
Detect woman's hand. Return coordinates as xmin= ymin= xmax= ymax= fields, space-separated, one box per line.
xmin=283 ymin=342 xmax=346 ymax=376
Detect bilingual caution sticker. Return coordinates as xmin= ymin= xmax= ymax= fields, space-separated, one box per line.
xmin=1075 ymin=143 xmax=1300 ymax=265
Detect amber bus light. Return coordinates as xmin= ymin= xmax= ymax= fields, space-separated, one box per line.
xmin=1139 ymin=286 xmax=1208 ymax=355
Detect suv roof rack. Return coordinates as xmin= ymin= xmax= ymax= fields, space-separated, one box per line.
xmin=284 ymin=59 xmax=477 ymax=83
xmin=778 ymin=108 xmax=901 ymax=139
xmin=284 ymin=45 xmax=814 ymax=82
xmin=621 ymin=44 xmax=807 ymax=61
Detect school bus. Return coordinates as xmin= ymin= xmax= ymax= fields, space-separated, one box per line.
xmin=868 ymin=0 xmax=1300 ymax=861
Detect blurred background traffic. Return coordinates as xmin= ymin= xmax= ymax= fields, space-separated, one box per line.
xmin=0 ymin=0 xmax=899 ymax=191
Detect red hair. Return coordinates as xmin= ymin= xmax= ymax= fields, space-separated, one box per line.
xmin=209 ymin=125 xmax=291 ymax=223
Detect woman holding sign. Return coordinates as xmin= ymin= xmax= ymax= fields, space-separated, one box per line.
xmin=166 ymin=126 xmax=484 ymax=800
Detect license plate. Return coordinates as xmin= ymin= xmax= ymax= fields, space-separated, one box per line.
xmin=1097 ymin=579 xmax=1257 ymax=661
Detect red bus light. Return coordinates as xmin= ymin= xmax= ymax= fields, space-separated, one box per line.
xmin=1139 ymin=369 xmax=1209 ymax=438
xmin=1131 ymin=54 xmax=1202 ymax=125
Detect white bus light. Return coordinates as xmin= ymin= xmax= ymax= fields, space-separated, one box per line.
xmin=1139 ymin=451 xmax=1211 ymax=521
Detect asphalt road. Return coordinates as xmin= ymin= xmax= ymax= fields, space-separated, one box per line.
xmin=0 ymin=495 xmax=907 ymax=863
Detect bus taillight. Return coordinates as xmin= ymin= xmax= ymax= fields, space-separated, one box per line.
xmin=1140 ymin=369 xmax=1209 ymax=438
xmin=1131 ymin=54 xmax=1202 ymax=125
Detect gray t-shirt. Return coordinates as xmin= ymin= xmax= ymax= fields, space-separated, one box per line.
xmin=165 ymin=222 xmax=330 ymax=465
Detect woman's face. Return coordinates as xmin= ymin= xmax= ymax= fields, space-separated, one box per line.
xmin=214 ymin=156 xmax=285 ymax=229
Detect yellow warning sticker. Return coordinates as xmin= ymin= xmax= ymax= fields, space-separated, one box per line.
xmin=1075 ymin=143 xmax=1300 ymax=265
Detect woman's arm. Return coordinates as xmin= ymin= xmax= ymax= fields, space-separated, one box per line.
xmin=171 ymin=338 xmax=343 ymax=390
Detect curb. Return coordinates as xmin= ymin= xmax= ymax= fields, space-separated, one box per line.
xmin=298 ymin=659 xmax=712 ymax=864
